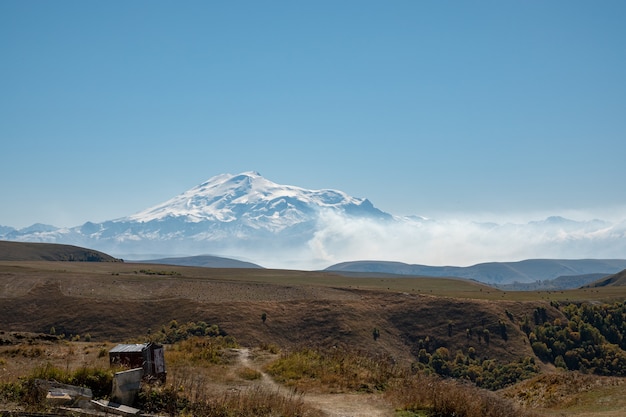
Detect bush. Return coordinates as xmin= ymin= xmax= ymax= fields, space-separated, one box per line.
xmin=150 ymin=320 xmax=225 ymax=344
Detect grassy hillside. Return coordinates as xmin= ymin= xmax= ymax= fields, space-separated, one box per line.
xmin=3 ymin=261 xmax=626 ymax=416
xmin=0 ymin=241 xmax=121 ymax=262
xmin=3 ymin=261 xmax=626 ymax=361
xmin=585 ymin=268 xmax=626 ymax=287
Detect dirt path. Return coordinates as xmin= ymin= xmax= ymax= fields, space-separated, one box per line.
xmin=233 ymin=348 xmax=394 ymax=417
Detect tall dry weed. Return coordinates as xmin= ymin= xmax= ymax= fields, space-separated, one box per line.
xmin=387 ymin=373 xmax=540 ymax=417
xmin=139 ymin=361 xmax=322 ymax=417
xmin=140 ymin=378 xmax=321 ymax=417
xmin=266 ymin=346 xmax=400 ymax=392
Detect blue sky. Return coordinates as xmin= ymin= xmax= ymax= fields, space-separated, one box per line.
xmin=2 ymin=1 xmax=625 ymax=229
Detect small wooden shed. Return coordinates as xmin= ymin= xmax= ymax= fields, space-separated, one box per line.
xmin=109 ymin=342 xmax=166 ymax=381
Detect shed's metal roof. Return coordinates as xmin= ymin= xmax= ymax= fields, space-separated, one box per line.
xmin=109 ymin=343 xmax=148 ymax=353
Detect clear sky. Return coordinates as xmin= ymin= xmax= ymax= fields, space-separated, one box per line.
xmin=2 ymin=1 xmax=625 ymax=229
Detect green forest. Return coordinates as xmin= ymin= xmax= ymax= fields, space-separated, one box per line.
xmin=529 ymin=302 xmax=626 ymax=375
xmin=412 ymin=301 xmax=626 ymax=389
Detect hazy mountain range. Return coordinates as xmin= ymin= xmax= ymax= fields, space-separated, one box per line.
xmin=2 ymin=171 xmax=626 ymax=273
xmin=325 ymin=259 xmax=626 ymax=286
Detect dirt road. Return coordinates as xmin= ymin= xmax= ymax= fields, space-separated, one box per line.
xmin=233 ymin=348 xmax=393 ymax=417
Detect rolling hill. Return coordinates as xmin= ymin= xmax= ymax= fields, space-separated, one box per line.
xmin=584 ymin=268 xmax=626 ymax=287
xmin=137 ymin=254 xmax=263 ymax=269
xmin=0 ymin=259 xmax=546 ymax=366
xmin=0 ymin=241 xmax=121 ymax=262
xmin=3 ymin=245 xmax=626 ymax=416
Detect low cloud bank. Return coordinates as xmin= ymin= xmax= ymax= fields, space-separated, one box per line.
xmin=258 ymin=211 xmax=626 ymax=270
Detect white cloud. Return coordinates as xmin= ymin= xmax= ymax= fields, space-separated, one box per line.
xmin=254 ymin=211 xmax=626 ymax=270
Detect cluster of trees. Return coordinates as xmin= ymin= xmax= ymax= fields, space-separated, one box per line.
xmin=404 ymin=310 xmax=530 ymax=390
xmin=529 ymin=302 xmax=626 ymax=375
xmin=413 ymin=346 xmax=538 ymax=390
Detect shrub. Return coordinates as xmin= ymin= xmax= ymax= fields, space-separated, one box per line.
xmin=150 ymin=320 xmax=225 ymax=344
xmin=238 ymin=367 xmax=262 ymax=380
xmin=373 ymin=327 xmax=380 ymax=340
xmin=5 ymin=363 xmax=115 ymax=408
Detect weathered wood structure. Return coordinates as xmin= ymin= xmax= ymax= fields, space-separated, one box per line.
xmin=108 ymin=342 xmax=166 ymax=381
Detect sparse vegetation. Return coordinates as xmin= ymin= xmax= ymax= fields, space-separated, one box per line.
xmin=265 ymin=345 xmax=540 ymax=416
xmin=139 ymin=383 xmax=317 ymax=417
xmin=373 ymin=327 xmax=380 ymax=340
xmin=166 ymin=335 xmax=238 ymax=366
xmin=137 ymin=268 xmax=181 ymax=276
xmin=387 ymin=374 xmax=540 ymax=417
xmin=148 ymin=320 xmax=225 ymax=344
xmin=238 ymin=367 xmax=262 ymax=380
xmin=266 ymin=346 xmax=399 ymax=393
xmin=3 ymin=258 xmax=626 ymax=415
xmin=0 ymin=363 xmax=115 ymax=409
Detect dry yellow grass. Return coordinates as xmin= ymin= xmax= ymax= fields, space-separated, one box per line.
xmin=3 ymin=260 xmax=626 ymax=415
xmin=501 ymin=372 xmax=626 ymax=417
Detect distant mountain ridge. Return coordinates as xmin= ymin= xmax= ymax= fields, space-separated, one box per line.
xmin=495 ymin=273 xmax=609 ymax=291
xmin=137 ymin=255 xmax=263 ymax=269
xmin=325 ymin=259 xmax=626 ymax=285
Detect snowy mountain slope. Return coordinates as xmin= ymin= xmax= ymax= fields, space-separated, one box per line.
xmin=0 ymin=172 xmax=392 ymax=262
xmin=123 ymin=171 xmax=390 ymax=229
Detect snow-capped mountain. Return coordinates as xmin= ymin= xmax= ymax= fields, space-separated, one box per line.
xmin=1 ymin=172 xmax=391 ymax=262
xmin=124 ymin=171 xmax=389 ymax=229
